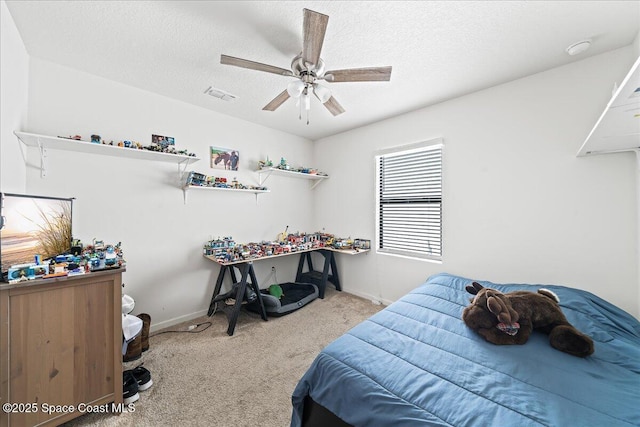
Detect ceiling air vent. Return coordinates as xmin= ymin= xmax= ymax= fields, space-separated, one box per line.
xmin=203 ymin=86 xmax=237 ymax=101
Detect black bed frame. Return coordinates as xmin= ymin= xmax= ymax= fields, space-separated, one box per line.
xmin=301 ymin=395 xmax=353 ymax=427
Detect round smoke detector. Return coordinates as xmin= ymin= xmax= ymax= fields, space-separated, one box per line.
xmin=566 ymin=40 xmax=592 ymax=56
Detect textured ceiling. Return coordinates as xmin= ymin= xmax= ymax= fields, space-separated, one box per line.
xmin=5 ymin=1 xmax=640 ymax=141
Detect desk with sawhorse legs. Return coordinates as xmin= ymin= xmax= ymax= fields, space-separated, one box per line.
xmin=205 ymin=247 xmax=367 ymax=335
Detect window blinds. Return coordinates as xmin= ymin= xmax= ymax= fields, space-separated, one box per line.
xmin=378 ymin=145 xmax=442 ymax=259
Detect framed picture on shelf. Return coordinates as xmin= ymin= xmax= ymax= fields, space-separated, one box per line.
xmin=210 ymin=146 xmax=239 ymax=171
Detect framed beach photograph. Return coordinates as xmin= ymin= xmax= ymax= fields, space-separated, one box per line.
xmin=1 ymin=193 xmax=73 ymax=279
xmin=210 ymin=146 xmax=239 ymax=171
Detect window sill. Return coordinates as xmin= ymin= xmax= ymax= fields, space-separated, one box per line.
xmin=376 ymin=250 xmax=442 ymax=264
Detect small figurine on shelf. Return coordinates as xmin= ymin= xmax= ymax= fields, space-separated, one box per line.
xmin=104 ymin=244 xmax=118 ymax=267
xmin=214 ymin=176 xmax=228 ymax=188
xmin=186 ymin=171 xmax=207 ymax=186
xmin=258 ymin=156 xmax=274 ymax=170
xmin=279 ymin=157 xmax=290 ymax=170
xmin=277 ymin=225 xmax=289 ymax=243
xmin=91 ymin=134 xmax=101 ymax=144
xmin=93 ymin=239 xmax=105 ymax=250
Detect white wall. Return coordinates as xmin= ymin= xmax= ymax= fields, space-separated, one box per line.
xmin=16 ymin=58 xmax=314 ymax=329
xmin=313 ymin=46 xmax=639 ymax=318
xmin=0 ymin=0 xmax=29 ymax=193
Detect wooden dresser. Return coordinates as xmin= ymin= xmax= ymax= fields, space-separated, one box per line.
xmin=0 ymin=269 xmax=124 ymax=427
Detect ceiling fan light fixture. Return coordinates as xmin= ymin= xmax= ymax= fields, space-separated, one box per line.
xmin=313 ymin=83 xmax=332 ymax=103
xmin=287 ymin=80 xmax=306 ymax=98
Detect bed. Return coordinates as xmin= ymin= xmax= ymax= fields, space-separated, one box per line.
xmin=290 ymin=273 xmax=640 ymax=427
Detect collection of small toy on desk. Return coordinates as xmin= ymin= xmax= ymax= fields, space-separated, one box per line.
xmin=4 ymin=239 xmax=125 ymax=284
xmin=257 ymin=156 xmax=328 ymax=176
xmin=58 ymin=133 xmax=197 ymax=157
xmin=203 ymin=230 xmax=371 ymax=263
xmin=186 ymin=171 xmax=268 ymax=191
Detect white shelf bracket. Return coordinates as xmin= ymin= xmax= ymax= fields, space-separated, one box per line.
xmin=310 ymin=179 xmax=323 ymax=190
xmin=258 ymin=170 xmax=272 ymax=186
xmin=37 ymin=137 xmax=47 ymax=178
xmin=177 ymin=159 xmax=191 ymax=184
xmin=15 ymin=133 xmax=28 ymax=163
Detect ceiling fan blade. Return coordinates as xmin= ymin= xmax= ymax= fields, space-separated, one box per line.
xmin=324 ymin=66 xmax=392 ymax=82
xmin=221 ymin=54 xmax=293 ymax=77
xmin=323 ymin=96 xmax=345 ymax=116
xmin=263 ymin=90 xmax=291 ymax=111
xmin=302 ymin=9 xmax=329 ymax=67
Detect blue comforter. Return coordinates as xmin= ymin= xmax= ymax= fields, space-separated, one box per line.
xmin=291 ymin=273 xmax=640 ymax=426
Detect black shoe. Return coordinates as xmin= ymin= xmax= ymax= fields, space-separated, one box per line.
xmin=125 ymin=365 xmax=153 ymax=392
xmin=123 ymin=371 xmax=140 ymax=404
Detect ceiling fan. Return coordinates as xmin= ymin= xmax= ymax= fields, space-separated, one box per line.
xmin=220 ymin=8 xmax=392 ymax=123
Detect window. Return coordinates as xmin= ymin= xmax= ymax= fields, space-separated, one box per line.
xmin=376 ymin=140 xmax=442 ymax=260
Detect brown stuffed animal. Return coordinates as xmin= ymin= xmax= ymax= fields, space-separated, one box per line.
xmin=462 ymin=282 xmax=594 ymax=357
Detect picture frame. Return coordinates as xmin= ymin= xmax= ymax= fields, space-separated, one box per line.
xmin=210 ymin=146 xmax=240 ymax=171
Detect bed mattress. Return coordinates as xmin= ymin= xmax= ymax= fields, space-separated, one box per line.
xmin=291 ymin=273 xmax=640 ymax=426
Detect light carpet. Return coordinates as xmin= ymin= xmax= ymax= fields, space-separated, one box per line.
xmin=63 ymin=288 xmax=383 ymax=427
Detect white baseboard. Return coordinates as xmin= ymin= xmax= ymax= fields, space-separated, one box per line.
xmin=149 ymin=309 xmax=209 ymax=333
xmin=342 ymin=289 xmax=393 ymax=306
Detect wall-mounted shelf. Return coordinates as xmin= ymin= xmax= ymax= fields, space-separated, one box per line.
xmin=182 ymin=185 xmax=270 ymax=204
xmin=577 ymin=56 xmax=640 ymax=157
xmin=256 ymin=167 xmax=329 ymax=189
xmin=14 ymin=131 xmax=200 ymax=178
